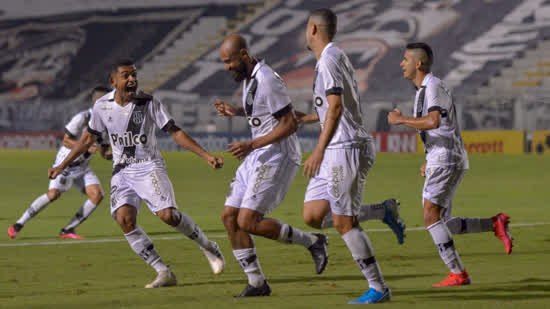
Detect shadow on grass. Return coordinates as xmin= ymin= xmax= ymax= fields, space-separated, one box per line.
xmin=180 ymin=273 xmax=436 ymax=287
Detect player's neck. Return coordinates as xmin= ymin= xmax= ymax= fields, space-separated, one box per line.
xmin=246 ymin=58 xmax=258 ymax=80
xmin=313 ymin=39 xmax=331 ymax=61
xmin=114 ymin=91 xmax=131 ymax=107
xmin=414 ymin=71 xmax=428 ymax=89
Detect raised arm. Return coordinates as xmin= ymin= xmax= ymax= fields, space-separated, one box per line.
xmin=388 ymin=108 xmax=440 ymax=130
xmin=303 ymin=94 xmax=341 ymax=178
xmin=294 ymin=110 xmax=319 ymax=125
xmin=227 ymin=107 xmax=298 ymax=160
xmin=166 ymin=124 xmax=223 ymax=169
xmin=48 ymin=130 xmax=97 ymax=179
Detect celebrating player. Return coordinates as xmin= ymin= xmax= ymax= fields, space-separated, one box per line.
xmin=214 ymin=34 xmax=328 ymax=297
xmin=388 ymin=42 xmax=513 ymax=287
xmin=48 ymin=59 xmax=225 ymax=288
xmin=8 ymin=86 xmax=112 ymax=240
xmin=296 ymin=9 xmax=391 ymax=304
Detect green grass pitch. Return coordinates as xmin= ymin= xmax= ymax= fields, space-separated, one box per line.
xmin=0 ymin=150 xmax=549 ymax=309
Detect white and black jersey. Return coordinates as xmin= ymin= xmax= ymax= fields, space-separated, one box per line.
xmin=313 ymin=42 xmax=371 ymax=149
xmin=242 ymin=60 xmax=301 ymax=164
xmin=53 ymin=108 xmax=108 ymax=176
xmin=413 ymin=73 xmax=469 ymax=168
xmin=87 ymin=90 xmax=175 ymax=174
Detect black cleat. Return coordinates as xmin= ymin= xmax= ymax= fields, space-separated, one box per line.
xmin=234 ymin=280 xmax=271 ymax=298
xmin=308 ymin=233 xmax=328 ymax=274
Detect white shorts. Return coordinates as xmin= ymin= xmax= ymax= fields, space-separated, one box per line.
xmin=304 ymin=143 xmax=375 ymax=217
xmin=423 ymin=166 xmax=465 ymax=220
xmin=109 ymin=167 xmax=178 ymax=219
xmin=49 ymin=168 xmax=102 ymax=194
xmin=225 ymin=150 xmax=298 ymax=215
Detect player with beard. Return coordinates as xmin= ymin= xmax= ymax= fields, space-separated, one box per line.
xmin=48 ymin=59 xmax=225 ymax=288
xmin=213 ymin=34 xmax=328 ymax=297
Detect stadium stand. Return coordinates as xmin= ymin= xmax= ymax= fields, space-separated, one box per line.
xmin=1 ymin=0 xmax=549 ymax=143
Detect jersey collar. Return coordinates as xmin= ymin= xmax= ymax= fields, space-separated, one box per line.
xmin=320 ymin=42 xmax=334 ymax=60
xmin=250 ymin=59 xmax=263 ymax=79
xmin=107 ymin=90 xmax=116 ymax=102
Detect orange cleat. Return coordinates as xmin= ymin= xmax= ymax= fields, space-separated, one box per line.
xmin=492 ymin=213 xmax=512 ymax=254
xmin=7 ymin=226 xmax=18 ymax=239
xmin=59 ymin=228 xmax=84 ymax=239
xmin=432 ymin=271 xmax=471 ymax=287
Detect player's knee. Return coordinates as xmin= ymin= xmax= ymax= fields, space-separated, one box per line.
xmin=303 ymin=213 xmax=322 ymax=229
xmin=236 ymin=214 xmax=256 ymax=234
xmin=158 ymin=208 xmax=178 ymax=226
xmin=423 ymin=205 xmax=440 ymax=227
xmin=89 ymin=191 xmax=103 ymax=205
xmin=47 ymin=189 xmax=61 ymax=201
xmin=221 ymin=207 xmax=238 ymax=229
xmin=333 ymin=221 xmax=352 ymax=235
xmin=116 ymin=213 xmax=136 ymax=233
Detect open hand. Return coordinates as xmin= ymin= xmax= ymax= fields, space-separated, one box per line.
xmin=227 ymin=141 xmax=253 ymax=160
xmin=303 ymin=150 xmax=324 ymax=178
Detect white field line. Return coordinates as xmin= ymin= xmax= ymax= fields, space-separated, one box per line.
xmin=1 ymin=222 xmax=548 ymax=248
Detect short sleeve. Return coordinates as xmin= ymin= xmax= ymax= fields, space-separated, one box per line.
xmin=319 ymin=57 xmax=344 ymax=97
xmin=261 ymin=72 xmax=292 ymax=118
xmin=426 ymin=84 xmax=452 ymax=115
xmin=65 ymin=112 xmax=85 ymax=139
xmin=88 ymin=105 xmax=105 ymax=137
xmin=149 ymin=97 xmax=174 ymax=131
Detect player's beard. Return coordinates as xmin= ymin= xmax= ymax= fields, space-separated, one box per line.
xmin=231 ymin=61 xmax=248 ymax=83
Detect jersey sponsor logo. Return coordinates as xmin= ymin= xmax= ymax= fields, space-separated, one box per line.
xmin=248 ymin=117 xmax=262 ymax=127
xmin=110 ymin=132 xmax=148 ymax=147
xmin=314 ymin=97 xmax=323 ymax=107
xmin=132 ymin=111 xmax=144 ymax=124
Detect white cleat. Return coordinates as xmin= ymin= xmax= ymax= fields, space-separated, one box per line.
xmin=202 ymin=241 xmax=225 ymax=275
xmin=145 ymin=270 xmax=177 ymax=288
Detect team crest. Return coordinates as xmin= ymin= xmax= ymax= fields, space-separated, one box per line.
xmin=132 ymin=111 xmax=143 ymax=124
xmin=315 ymin=97 xmax=323 ymax=107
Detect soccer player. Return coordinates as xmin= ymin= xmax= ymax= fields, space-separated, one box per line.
xmin=214 ymin=34 xmax=328 ymax=297
xmin=48 ymin=59 xmax=225 ymax=288
xmin=297 ymin=8 xmax=391 ymax=304
xmin=8 ymin=86 xmax=112 ymax=240
xmin=388 ymin=42 xmax=513 ymax=287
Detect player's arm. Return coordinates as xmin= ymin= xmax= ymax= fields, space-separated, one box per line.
xmin=100 ymin=145 xmax=113 ymax=160
xmin=303 ymin=94 xmax=342 ymax=178
xmin=294 ymin=110 xmax=319 ymax=125
xmin=228 ymin=106 xmax=297 ymax=160
xmin=62 ymin=133 xmax=78 ymax=148
xmin=48 ymin=130 xmax=97 ymax=179
xmin=165 ymin=122 xmax=223 ymax=169
xmin=387 ymin=108 xmax=440 ymax=130
xmin=212 ymin=99 xmax=245 ymax=117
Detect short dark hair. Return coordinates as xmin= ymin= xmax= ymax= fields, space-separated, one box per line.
xmin=310 ymin=8 xmax=337 ymax=41
xmin=92 ymin=85 xmax=111 ymax=93
xmin=109 ymin=58 xmax=135 ymax=75
xmin=406 ymin=42 xmax=433 ymax=72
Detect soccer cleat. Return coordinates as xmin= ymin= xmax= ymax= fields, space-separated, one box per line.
xmin=234 ymin=280 xmax=271 ymax=297
xmin=492 ymin=213 xmax=513 ymax=254
xmin=201 ymin=241 xmax=225 ymax=275
xmin=381 ymin=199 xmax=406 ymax=245
xmin=307 ymin=233 xmax=328 ymax=274
xmin=7 ymin=223 xmax=22 ymax=239
xmin=348 ymin=287 xmax=392 ymax=304
xmin=145 ymin=270 xmax=177 ymax=288
xmin=432 ymin=271 xmax=471 ymax=287
xmin=59 ymin=228 xmax=84 ymax=239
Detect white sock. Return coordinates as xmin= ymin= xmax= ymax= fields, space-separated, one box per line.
xmin=320 ymin=212 xmax=334 ymax=229
xmin=124 ymin=227 xmax=169 ymax=273
xmin=17 ymin=193 xmax=51 ymax=225
xmin=358 ymin=203 xmax=385 ymax=221
xmin=63 ymin=200 xmax=98 ymax=231
xmin=341 ymin=228 xmax=386 ymax=293
xmin=233 ymin=248 xmax=265 ymax=288
xmin=446 ymin=217 xmax=494 ymax=234
xmin=173 ymin=211 xmax=215 ymax=252
xmin=427 ymin=221 xmax=465 ymax=274
xmin=278 ymin=223 xmax=317 ymax=248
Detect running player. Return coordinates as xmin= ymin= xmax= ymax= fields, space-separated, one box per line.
xmin=214 ymin=34 xmax=328 ymax=297
xmin=299 ymin=8 xmax=391 ymax=304
xmin=8 ymin=86 xmax=112 ymax=240
xmin=388 ymin=42 xmax=513 ymax=287
xmin=48 ymin=59 xmax=225 ymax=288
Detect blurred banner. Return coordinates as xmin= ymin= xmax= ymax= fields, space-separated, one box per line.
xmin=531 ymin=130 xmax=550 ymax=154
xmin=0 ymin=132 xmax=62 ymax=149
xmin=415 ymin=130 xmax=525 ymax=154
